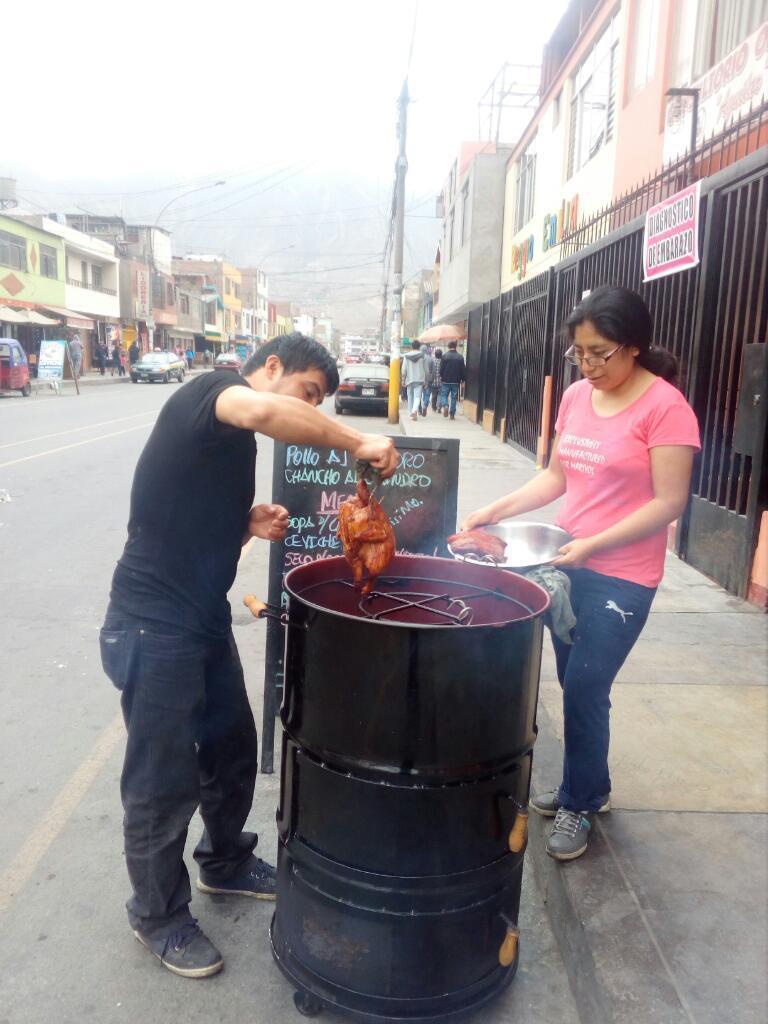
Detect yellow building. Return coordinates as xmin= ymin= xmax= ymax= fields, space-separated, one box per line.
xmin=172 ymin=257 xmax=241 ymax=344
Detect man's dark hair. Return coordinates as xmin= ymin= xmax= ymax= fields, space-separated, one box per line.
xmin=411 ymin=340 xmax=421 ymax=350
xmin=447 ymin=340 xmax=458 ymax=350
xmin=242 ymin=333 xmax=339 ymax=394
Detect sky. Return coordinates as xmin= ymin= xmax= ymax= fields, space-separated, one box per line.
xmin=3 ymin=0 xmax=569 ymax=329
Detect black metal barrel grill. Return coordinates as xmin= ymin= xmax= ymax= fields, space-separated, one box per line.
xmin=268 ymin=554 xmax=550 ymax=1021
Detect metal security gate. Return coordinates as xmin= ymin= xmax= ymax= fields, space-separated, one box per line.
xmin=504 ymin=272 xmax=552 ymax=456
xmin=463 ymin=143 xmax=768 ymax=597
xmin=683 ymin=161 xmax=768 ymax=593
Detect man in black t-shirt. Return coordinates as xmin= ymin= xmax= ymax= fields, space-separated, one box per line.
xmin=100 ymin=334 xmax=397 ymax=979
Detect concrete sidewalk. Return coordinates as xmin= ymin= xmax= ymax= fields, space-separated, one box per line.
xmin=32 ymin=366 xmax=213 ymax=390
xmin=401 ymin=400 xmax=768 ymax=1024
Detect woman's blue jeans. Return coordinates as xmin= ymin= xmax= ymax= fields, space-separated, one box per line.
xmin=551 ymin=568 xmax=656 ymax=812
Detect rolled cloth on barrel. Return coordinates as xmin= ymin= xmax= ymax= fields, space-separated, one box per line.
xmin=524 ymin=566 xmax=576 ymax=645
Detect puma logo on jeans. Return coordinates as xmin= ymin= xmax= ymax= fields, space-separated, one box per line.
xmin=605 ymin=600 xmax=633 ymax=623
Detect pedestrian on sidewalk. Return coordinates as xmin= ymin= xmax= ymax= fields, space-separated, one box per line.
xmin=185 ymin=347 xmax=195 ymax=371
xmin=100 ymin=333 xmax=397 ymax=979
xmin=439 ymin=341 xmax=466 ymax=419
xmin=420 ymin=347 xmax=437 ymax=417
xmin=118 ymin=348 xmax=127 ymax=377
xmin=463 ymin=286 xmax=700 ymax=862
xmin=432 ymin=348 xmax=443 ymax=411
xmin=68 ymin=332 xmax=83 ymax=380
xmin=402 ymin=339 xmax=426 ymax=421
xmin=129 ymin=340 xmax=139 ymax=368
xmin=96 ymin=341 xmax=107 ymax=376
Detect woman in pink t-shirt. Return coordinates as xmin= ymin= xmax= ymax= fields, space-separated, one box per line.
xmin=465 ymin=286 xmax=700 ymax=862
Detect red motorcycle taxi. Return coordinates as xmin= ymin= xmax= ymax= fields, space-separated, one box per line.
xmin=0 ymin=338 xmax=31 ymax=397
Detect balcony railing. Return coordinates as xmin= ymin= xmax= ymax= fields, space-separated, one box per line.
xmin=67 ymin=277 xmax=117 ymax=296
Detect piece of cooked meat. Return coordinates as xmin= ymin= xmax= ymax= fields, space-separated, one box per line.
xmin=338 ymin=479 xmax=396 ymax=594
xmin=447 ymin=529 xmax=507 ymax=563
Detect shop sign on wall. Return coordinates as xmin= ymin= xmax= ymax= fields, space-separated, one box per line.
xmin=543 ymin=195 xmax=579 ymax=252
xmin=511 ymin=235 xmax=535 ymax=280
xmin=643 ymin=182 xmax=701 ymax=281
xmin=664 ymin=22 xmax=768 ymax=164
xmin=135 ymin=269 xmax=150 ymax=319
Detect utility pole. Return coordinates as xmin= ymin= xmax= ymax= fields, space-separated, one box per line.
xmin=379 ymin=281 xmax=388 ymax=349
xmin=388 ymin=79 xmax=409 ymax=425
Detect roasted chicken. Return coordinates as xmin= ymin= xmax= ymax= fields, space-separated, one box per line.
xmin=447 ymin=529 xmax=507 ymax=564
xmin=338 ymin=479 xmax=396 ymax=594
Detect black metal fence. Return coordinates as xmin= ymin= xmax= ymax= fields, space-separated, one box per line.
xmin=561 ymin=97 xmax=768 ymax=256
xmin=465 ymin=144 xmax=768 ymax=597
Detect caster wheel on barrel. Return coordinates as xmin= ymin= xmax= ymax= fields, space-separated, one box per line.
xmin=293 ymin=990 xmax=323 ymax=1017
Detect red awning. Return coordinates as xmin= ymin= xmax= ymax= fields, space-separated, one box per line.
xmin=39 ymin=306 xmax=96 ymax=331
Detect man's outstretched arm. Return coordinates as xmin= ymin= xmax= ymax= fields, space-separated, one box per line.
xmin=216 ymin=388 xmax=399 ymax=477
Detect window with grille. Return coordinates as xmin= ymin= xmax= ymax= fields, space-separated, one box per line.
xmin=629 ymin=0 xmax=660 ymax=96
xmin=692 ymin=0 xmax=768 ymax=79
xmin=0 ymin=231 xmax=27 ymax=271
xmin=92 ymin=265 xmax=103 ymax=290
xmin=514 ymin=135 xmax=537 ymax=232
xmin=460 ymin=184 xmax=470 ymax=246
xmin=567 ymin=12 xmax=620 ymax=179
xmin=180 ymin=294 xmax=190 ymax=314
xmin=40 ymin=244 xmax=58 ymax=279
xmin=151 ymin=275 xmax=164 ymax=308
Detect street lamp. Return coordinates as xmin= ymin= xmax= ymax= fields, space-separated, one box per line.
xmin=147 ymin=179 xmax=225 ymax=348
xmin=149 ymin=179 xmax=226 ymax=270
xmin=153 ymin=179 xmax=226 ymax=230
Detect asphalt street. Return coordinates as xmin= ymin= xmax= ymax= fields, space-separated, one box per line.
xmin=0 ymin=379 xmax=576 ymax=1024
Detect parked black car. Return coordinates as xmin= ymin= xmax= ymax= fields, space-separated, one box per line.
xmin=334 ymin=363 xmax=389 ymax=415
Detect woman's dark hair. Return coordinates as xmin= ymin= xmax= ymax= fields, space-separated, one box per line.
xmin=435 ymin=348 xmax=443 ymax=359
xmin=242 ymin=333 xmax=339 ymax=394
xmin=565 ymin=285 xmax=678 ymax=383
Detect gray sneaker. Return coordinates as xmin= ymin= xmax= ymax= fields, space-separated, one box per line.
xmin=530 ymin=788 xmax=611 ymax=818
xmin=546 ymin=808 xmax=591 ymax=861
xmin=134 ymin=919 xmax=223 ymax=978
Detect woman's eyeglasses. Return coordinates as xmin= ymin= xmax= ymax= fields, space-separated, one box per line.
xmin=564 ymin=344 xmax=624 ymax=368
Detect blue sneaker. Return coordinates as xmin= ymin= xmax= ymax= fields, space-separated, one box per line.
xmin=546 ymin=808 xmax=591 ymax=861
xmin=133 ymin=919 xmax=223 ymax=978
xmin=197 ymin=855 xmax=277 ymax=900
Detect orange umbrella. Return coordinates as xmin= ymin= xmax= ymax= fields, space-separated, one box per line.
xmin=418 ymin=323 xmax=466 ymax=343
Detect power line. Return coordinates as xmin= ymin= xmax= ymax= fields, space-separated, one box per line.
xmin=18 ymin=163 xmax=279 ymax=199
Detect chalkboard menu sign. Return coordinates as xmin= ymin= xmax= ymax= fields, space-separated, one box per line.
xmin=260 ymin=435 xmax=460 ymax=771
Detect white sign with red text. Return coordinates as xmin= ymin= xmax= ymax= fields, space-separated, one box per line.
xmin=664 ymin=21 xmax=768 ymax=164
xmin=643 ymin=182 xmax=701 ymax=282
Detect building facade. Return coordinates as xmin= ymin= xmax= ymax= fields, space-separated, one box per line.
xmin=501 ymin=1 xmax=623 ymax=289
xmin=614 ymin=0 xmax=768 ymax=194
xmin=436 ymin=142 xmax=515 ymax=323
xmin=174 ymin=257 xmax=241 ymax=346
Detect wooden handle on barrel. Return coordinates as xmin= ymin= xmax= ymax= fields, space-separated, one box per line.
xmin=499 ymin=926 xmax=519 ymax=967
xmin=243 ymin=594 xmax=269 ymax=619
xmin=508 ymin=808 xmax=529 ymax=853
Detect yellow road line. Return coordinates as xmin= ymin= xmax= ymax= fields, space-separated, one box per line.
xmin=0 ymin=412 xmax=155 ymax=451
xmin=0 ymin=713 xmax=125 ymax=916
xmin=0 ymin=423 xmax=153 ymax=469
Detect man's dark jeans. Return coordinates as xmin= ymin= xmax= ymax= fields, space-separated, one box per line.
xmin=439 ymin=382 xmax=459 ymax=416
xmin=100 ymin=604 xmax=258 ymax=938
xmin=550 ymin=569 xmax=656 ymax=813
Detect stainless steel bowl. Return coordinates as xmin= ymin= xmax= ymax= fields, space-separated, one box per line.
xmin=449 ymin=521 xmax=572 ymax=570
